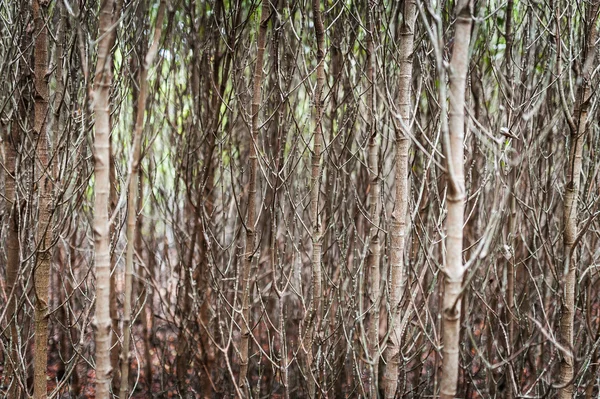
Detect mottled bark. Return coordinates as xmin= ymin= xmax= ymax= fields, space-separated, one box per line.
xmin=305 ymin=1 xmax=326 ymax=397
xmin=32 ymin=0 xmax=51 ymax=397
xmin=557 ymin=3 xmax=599 ymax=397
xmin=382 ymin=2 xmax=416 ymax=398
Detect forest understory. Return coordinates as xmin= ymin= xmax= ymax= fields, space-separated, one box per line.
xmin=1 ymin=0 xmax=600 ymax=398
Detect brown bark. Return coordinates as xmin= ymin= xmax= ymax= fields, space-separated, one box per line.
xmin=175 ymin=206 xmax=196 ymax=392
xmin=238 ymin=1 xmax=269 ymax=394
xmin=32 ymin=0 xmax=51 ymax=396
xmin=196 ymin=3 xmax=227 ymax=392
xmin=504 ymin=2 xmax=516 ymax=397
xmin=4 ymin=74 xmax=23 ymax=399
xmin=52 ymin=2 xmax=68 ymax=385
xmin=137 ymin=181 xmax=153 ymax=392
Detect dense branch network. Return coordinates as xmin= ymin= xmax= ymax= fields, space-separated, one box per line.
xmin=0 ymin=1 xmax=598 ymax=398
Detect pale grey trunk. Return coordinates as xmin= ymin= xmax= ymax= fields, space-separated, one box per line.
xmin=91 ymin=0 xmax=118 ymax=396
xmin=439 ymin=1 xmax=473 ymax=398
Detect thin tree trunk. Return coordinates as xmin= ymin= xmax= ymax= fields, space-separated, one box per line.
xmin=306 ymin=1 xmax=325 ymax=396
xmin=176 ymin=212 xmax=196 ymax=392
xmin=91 ymin=0 xmax=117 ymax=396
xmin=32 ymin=0 xmax=51 ymax=396
xmin=266 ymin=1 xmax=289 ymax=394
xmin=365 ymin=3 xmax=381 ymax=396
xmin=382 ymin=2 xmax=416 ymax=397
xmin=109 ymin=142 xmax=120 ymax=392
xmin=238 ymin=1 xmax=269 ymax=394
xmin=119 ymin=3 xmax=166 ymax=397
xmin=108 ymin=2 xmax=125 ymax=388
xmin=4 ymin=74 xmax=23 ymax=399
xmin=504 ymin=1 xmax=516 ymax=395
xmin=52 ymin=1 xmax=68 ymax=386
xmin=2 ymin=13 xmax=31 ymax=393
xmin=557 ymin=3 xmax=599 ymax=397
xmin=439 ymin=1 xmax=473 ymax=398
xmin=137 ymin=181 xmax=153 ymax=393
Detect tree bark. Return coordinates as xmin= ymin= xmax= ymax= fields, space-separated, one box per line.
xmin=238 ymin=1 xmax=269 ymax=394
xmin=51 ymin=1 xmax=69 ymax=386
xmin=557 ymin=3 xmax=599 ymax=397
xmin=306 ymin=1 xmax=326 ymax=396
xmin=365 ymin=3 xmax=381 ymax=396
xmin=504 ymin=1 xmax=516 ymax=397
xmin=107 ymin=3 xmax=124 ymax=389
xmin=32 ymin=0 xmax=51 ymax=397
xmin=439 ymin=1 xmax=473 ymax=398
xmin=109 ymin=139 xmax=120 ymax=391
xmin=382 ymin=2 xmax=416 ymax=397
xmin=4 ymin=63 xmax=24 ymax=399
xmin=91 ymin=0 xmax=118 ymax=397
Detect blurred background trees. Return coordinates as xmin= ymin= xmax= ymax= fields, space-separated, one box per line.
xmin=0 ymin=0 xmax=599 ymax=398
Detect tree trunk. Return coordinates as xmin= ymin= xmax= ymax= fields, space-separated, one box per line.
xmin=4 ymin=68 xmax=23 ymax=399
xmin=439 ymin=1 xmax=473 ymax=398
xmin=306 ymin=1 xmax=325 ymax=396
xmin=557 ymin=3 xmax=599 ymax=397
xmin=382 ymin=2 xmax=416 ymax=397
xmin=52 ymin=0 xmax=68 ymax=386
xmin=32 ymin=0 xmax=51 ymax=396
xmin=504 ymin=1 xmax=516 ymax=396
xmin=91 ymin=0 xmax=117 ymax=396
xmin=109 ymin=140 xmax=120 ymax=392
xmin=108 ymin=2 xmax=125 ymax=388
xmin=365 ymin=3 xmax=381 ymax=396
xmin=119 ymin=3 xmax=166 ymax=397
xmin=239 ymin=1 xmax=269 ymax=394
